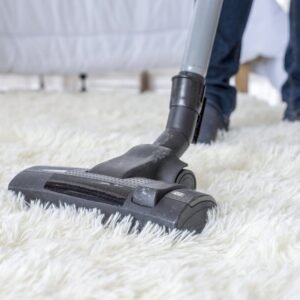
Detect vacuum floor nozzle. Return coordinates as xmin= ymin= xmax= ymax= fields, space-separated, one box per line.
xmin=9 ymin=166 xmax=216 ymax=233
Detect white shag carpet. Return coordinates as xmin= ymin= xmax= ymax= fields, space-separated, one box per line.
xmin=0 ymin=91 xmax=300 ymax=300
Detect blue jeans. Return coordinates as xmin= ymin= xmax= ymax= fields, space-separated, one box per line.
xmin=206 ymin=0 xmax=300 ymax=120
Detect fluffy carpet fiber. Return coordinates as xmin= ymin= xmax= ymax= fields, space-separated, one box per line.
xmin=0 ymin=91 xmax=300 ymax=300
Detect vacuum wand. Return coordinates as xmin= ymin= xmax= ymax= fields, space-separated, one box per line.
xmin=181 ymin=0 xmax=223 ymax=77
xmin=155 ymin=0 xmax=223 ymax=157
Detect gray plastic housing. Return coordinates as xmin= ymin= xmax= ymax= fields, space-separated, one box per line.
xmin=9 ymin=166 xmax=216 ymax=233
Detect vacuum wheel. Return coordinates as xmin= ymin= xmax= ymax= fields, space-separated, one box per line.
xmin=175 ymin=169 xmax=197 ymax=189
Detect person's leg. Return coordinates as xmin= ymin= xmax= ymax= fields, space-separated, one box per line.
xmin=282 ymin=0 xmax=300 ymax=121
xmin=198 ymin=0 xmax=253 ymax=143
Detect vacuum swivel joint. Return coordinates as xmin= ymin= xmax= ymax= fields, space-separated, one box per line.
xmin=155 ymin=71 xmax=206 ymax=157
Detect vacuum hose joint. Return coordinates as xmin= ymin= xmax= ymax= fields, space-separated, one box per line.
xmin=154 ymin=71 xmax=205 ymax=157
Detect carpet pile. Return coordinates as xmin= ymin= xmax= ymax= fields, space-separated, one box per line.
xmin=0 ymin=91 xmax=299 ymax=299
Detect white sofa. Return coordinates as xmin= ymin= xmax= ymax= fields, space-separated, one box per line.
xmin=0 ymin=0 xmax=289 ymax=89
xmin=0 ymin=0 xmax=193 ymax=74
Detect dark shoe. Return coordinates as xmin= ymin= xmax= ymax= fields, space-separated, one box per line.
xmin=283 ymin=107 xmax=300 ymax=122
xmin=197 ymin=100 xmax=229 ymax=144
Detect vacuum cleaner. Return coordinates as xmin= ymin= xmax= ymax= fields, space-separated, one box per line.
xmin=8 ymin=0 xmax=224 ymax=233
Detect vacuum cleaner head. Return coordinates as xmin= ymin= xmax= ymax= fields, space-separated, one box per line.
xmin=9 ymin=166 xmax=216 ymax=233
xmin=8 ymin=71 xmax=217 ymax=234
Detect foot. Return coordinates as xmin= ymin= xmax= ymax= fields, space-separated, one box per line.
xmin=197 ymin=99 xmax=229 ymax=144
xmin=283 ymin=107 xmax=300 ymax=122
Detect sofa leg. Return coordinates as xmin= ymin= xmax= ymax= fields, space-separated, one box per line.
xmin=79 ymin=73 xmax=88 ymax=92
xmin=236 ymin=63 xmax=250 ymax=93
xmin=140 ymin=71 xmax=152 ymax=93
